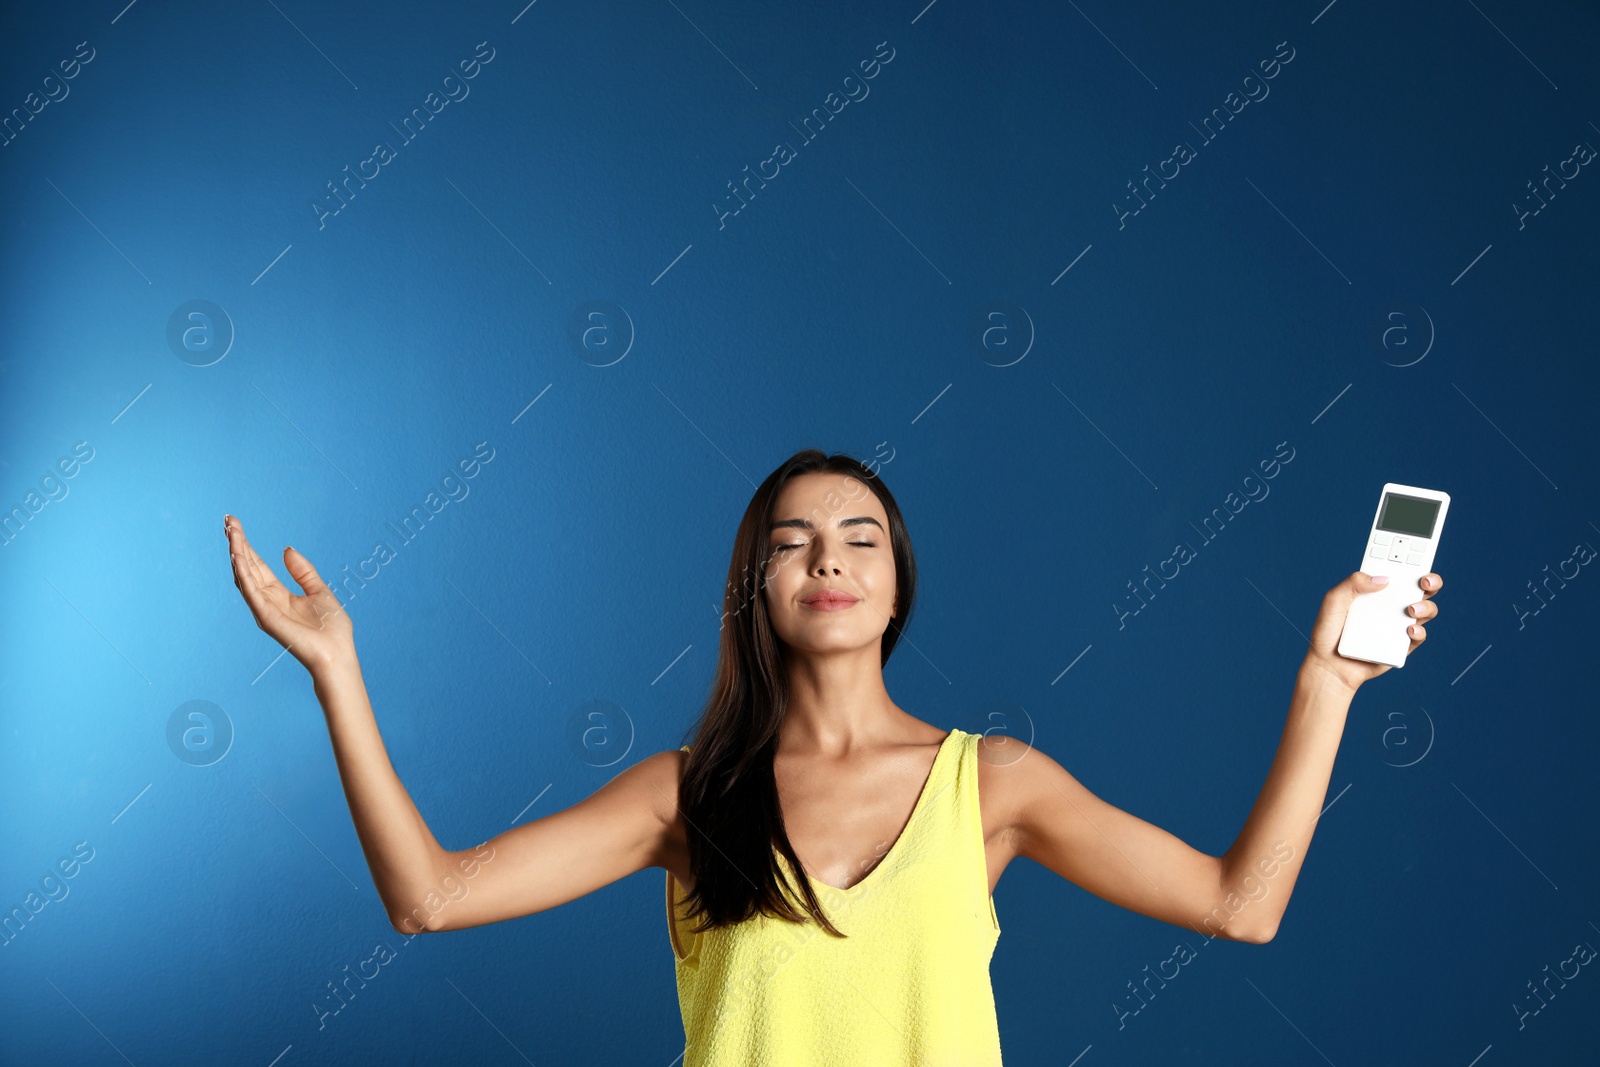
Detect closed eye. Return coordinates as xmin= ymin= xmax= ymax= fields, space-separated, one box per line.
xmin=773 ymin=541 xmax=875 ymax=551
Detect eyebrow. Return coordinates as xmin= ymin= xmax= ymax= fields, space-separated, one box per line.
xmin=768 ymin=516 xmax=885 ymax=534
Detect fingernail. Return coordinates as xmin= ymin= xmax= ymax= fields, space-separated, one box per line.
xmin=1371 ymin=575 xmax=1389 ymax=584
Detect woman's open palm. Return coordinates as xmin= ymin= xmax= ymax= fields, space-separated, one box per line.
xmin=225 ymin=514 xmax=353 ymax=672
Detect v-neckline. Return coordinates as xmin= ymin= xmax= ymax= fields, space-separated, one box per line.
xmin=781 ymin=729 xmax=957 ymax=896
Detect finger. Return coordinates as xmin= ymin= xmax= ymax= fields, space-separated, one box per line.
xmin=230 ymin=547 xmax=269 ymax=626
xmin=234 ymin=543 xmax=270 ymax=609
xmin=1407 ymin=622 xmax=1426 ymax=644
xmin=226 ymin=517 xmax=259 ymax=588
xmin=283 ymin=545 xmax=335 ymax=600
xmin=1355 ymin=571 xmax=1392 ymax=593
xmin=225 ymin=520 xmax=290 ymax=637
xmin=226 ymin=520 xmax=254 ymax=596
xmin=1420 ymin=573 xmax=1442 ymax=596
xmin=228 ymin=521 xmax=264 ymax=586
xmin=231 ymin=526 xmax=283 ymax=614
xmin=1408 ymin=600 xmax=1439 ymax=622
xmin=231 ymin=520 xmax=284 ymax=594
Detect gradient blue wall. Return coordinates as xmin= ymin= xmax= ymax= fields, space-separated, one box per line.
xmin=2 ymin=0 xmax=1597 ymax=1063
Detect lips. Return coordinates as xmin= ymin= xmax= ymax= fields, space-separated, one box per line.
xmin=802 ymin=591 xmax=859 ymax=606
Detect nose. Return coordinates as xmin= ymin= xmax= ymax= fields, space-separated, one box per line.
xmin=810 ymin=543 xmax=842 ymax=576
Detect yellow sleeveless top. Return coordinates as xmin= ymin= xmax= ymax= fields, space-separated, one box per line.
xmin=667 ymin=728 xmax=1003 ymax=1065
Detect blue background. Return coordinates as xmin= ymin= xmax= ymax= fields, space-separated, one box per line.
xmin=3 ymin=0 xmax=1598 ymax=1063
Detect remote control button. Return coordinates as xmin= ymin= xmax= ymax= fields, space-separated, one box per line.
xmin=1388 ymin=546 xmax=1407 ymax=562
xmin=1373 ymin=532 xmax=1392 ymax=545
xmin=1407 ymin=552 xmax=1424 ymax=566
xmin=1369 ymin=544 xmax=1387 ymax=559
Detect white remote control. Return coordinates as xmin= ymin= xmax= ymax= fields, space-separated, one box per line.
xmin=1337 ymin=483 xmax=1450 ymax=668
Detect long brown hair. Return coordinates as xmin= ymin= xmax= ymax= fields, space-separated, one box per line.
xmin=675 ymin=448 xmax=918 ymax=938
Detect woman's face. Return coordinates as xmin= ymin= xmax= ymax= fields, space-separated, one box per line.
xmin=762 ymin=472 xmax=897 ymax=656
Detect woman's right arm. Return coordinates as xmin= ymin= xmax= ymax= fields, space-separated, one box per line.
xmin=315 ymin=657 xmax=684 ymax=933
xmin=226 ymin=515 xmax=684 ymax=935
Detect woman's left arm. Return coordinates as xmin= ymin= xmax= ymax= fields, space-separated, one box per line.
xmin=1218 ymin=568 xmax=1443 ymax=941
xmin=1002 ymin=570 xmax=1442 ymax=944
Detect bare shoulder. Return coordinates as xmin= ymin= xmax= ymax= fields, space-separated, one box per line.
xmin=971 ymin=733 xmax=1070 ymax=841
xmin=620 ymin=747 xmax=687 ymax=829
xmin=582 ymin=746 xmax=689 ymax=874
xmin=626 ymin=747 xmax=690 ymax=887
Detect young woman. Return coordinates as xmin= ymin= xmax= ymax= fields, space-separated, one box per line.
xmin=225 ymin=448 xmax=1443 ymax=1065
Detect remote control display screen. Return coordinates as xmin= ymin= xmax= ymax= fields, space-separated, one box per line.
xmin=1378 ymin=493 xmax=1440 ymax=538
